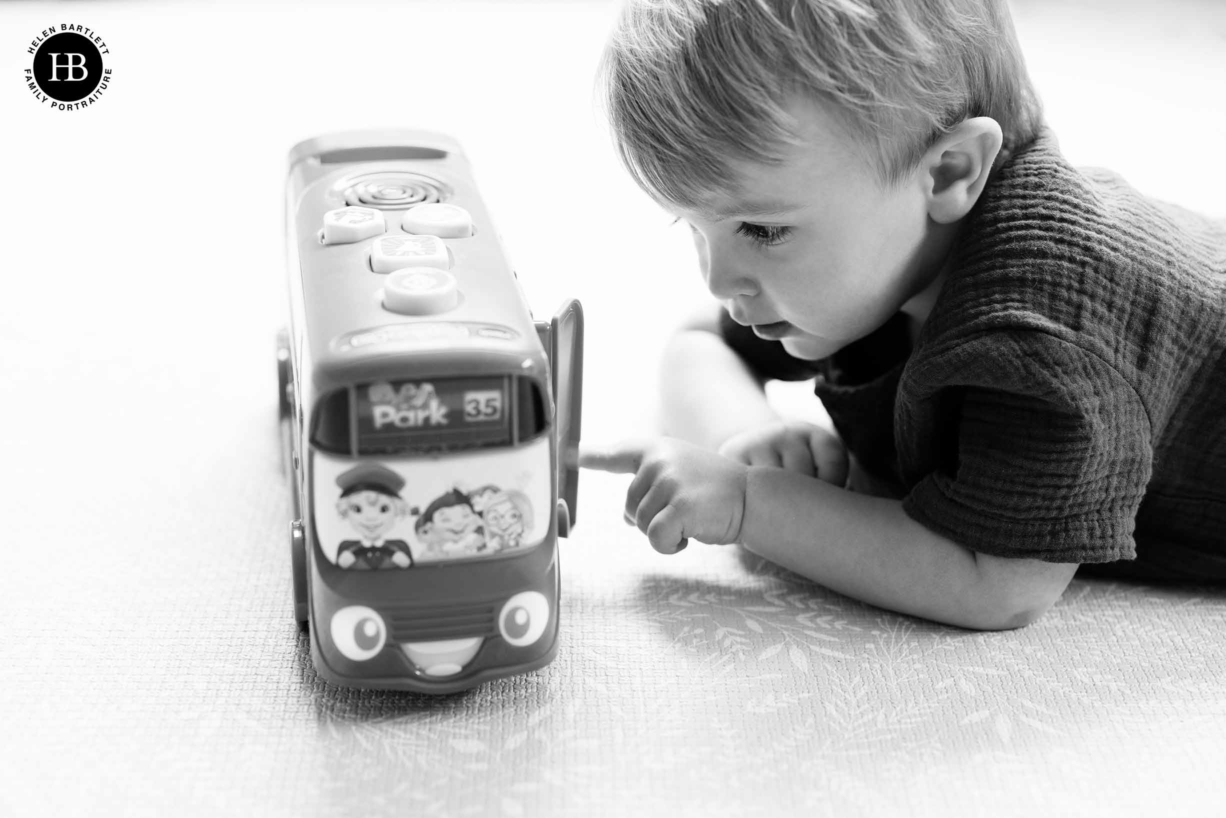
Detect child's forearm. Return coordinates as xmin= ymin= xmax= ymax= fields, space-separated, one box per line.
xmin=659 ymin=329 xmax=779 ymax=450
xmin=740 ymin=467 xmax=1076 ymax=630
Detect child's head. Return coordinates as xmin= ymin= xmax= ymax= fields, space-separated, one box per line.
xmin=598 ymin=1 xmax=1045 ymax=360
xmin=599 ymin=0 xmax=1042 ymax=199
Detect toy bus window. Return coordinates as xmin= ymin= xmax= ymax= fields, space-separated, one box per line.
xmin=354 ymin=376 xmax=511 ymax=455
xmin=312 ymin=437 xmax=552 ymax=568
xmin=516 ymin=378 xmax=548 ymax=442
xmin=311 ymin=389 xmax=351 ymax=454
xmin=316 ymin=146 xmax=448 ymax=164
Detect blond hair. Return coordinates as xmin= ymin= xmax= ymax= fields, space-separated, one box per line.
xmin=598 ymin=0 xmax=1044 ymax=203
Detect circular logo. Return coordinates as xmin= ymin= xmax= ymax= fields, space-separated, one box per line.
xmin=25 ymin=25 xmax=112 ymax=110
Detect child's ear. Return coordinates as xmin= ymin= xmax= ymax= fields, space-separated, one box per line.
xmin=923 ymin=117 xmax=1003 ymax=224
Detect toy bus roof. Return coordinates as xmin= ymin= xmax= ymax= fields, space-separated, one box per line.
xmin=286 ymin=132 xmax=549 ymax=396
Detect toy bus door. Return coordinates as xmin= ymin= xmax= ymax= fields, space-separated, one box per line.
xmin=538 ymin=299 xmax=584 ymax=536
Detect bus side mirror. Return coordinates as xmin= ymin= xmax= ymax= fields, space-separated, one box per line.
xmin=536 ymin=299 xmax=584 ymax=536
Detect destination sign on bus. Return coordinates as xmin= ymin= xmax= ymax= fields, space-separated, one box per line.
xmin=356 ymin=376 xmax=511 ymax=452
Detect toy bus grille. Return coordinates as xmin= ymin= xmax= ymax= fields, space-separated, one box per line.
xmin=385 ymin=602 xmax=499 ymax=643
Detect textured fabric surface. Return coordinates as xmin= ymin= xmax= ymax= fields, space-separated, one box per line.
xmin=721 ymin=132 xmax=1226 ymax=571
xmin=4 ymin=474 xmax=1226 ymax=817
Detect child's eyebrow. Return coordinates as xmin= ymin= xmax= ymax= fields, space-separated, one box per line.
xmin=699 ymin=198 xmax=801 ymax=221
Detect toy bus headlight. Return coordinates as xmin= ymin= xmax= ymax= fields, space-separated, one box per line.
xmin=330 ymin=606 xmax=386 ymax=661
xmin=499 ymin=592 xmax=549 ymax=647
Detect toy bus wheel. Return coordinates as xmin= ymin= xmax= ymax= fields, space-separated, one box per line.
xmin=291 ymin=519 xmax=308 ymax=627
xmin=276 ymin=328 xmax=292 ymax=421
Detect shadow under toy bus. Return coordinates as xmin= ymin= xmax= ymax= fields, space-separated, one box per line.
xmin=278 ymin=131 xmax=583 ymax=693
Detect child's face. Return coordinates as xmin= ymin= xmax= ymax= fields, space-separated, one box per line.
xmin=670 ymin=96 xmax=942 ymax=360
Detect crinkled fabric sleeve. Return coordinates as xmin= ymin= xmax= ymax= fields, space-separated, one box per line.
xmin=717 ymin=308 xmax=825 ymax=382
xmin=901 ymin=333 xmax=1153 ymax=564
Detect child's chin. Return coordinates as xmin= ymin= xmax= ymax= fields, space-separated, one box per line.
xmin=781 ymin=335 xmax=837 ymax=361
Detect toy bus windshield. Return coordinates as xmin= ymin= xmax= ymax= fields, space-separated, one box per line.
xmin=357 ymin=375 xmax=513 ymax=452
xmin=308 ymin=374 xmax=552 ymax=570
xmin=311 ymin=375 xmax=548 ymax=456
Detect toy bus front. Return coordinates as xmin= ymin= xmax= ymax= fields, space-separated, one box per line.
xmin=277 ymin=130 xmax=582 ymax=693
xmin=303 ymin=366 xmax=561 ymax=692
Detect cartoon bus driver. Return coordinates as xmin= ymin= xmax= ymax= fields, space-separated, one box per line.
xmin=334 ymin=463 xmax=415 ymax=570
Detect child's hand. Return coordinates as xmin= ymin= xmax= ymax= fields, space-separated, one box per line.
xmin=717 ymin=421 xmax=848 ymax=486
xmin=579 ymin=438 xmax=748 ymax=555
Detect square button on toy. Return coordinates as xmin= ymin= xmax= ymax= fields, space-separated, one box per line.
xmin=371 ymin=234 xmax=450 ymax=273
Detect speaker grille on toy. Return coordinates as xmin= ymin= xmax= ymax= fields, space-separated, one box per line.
xmin=343 ymin=174 xmax=445 ymax=210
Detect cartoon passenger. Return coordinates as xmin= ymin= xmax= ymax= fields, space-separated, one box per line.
xmin=369 ymin=381 xmax=438 ymax=411
xmin=414 ymin=489 xmax=486 ymax=559
xmin=482 ymin=491 xmax=533 ymax=551
xmin=469 ymin=484 xmax=502 ymax=514
xmin=334 ymin=462 xmax=415 ymax=570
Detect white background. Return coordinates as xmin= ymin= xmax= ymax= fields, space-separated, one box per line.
xmin=2 ymin=1 xmax=1224 ymax=462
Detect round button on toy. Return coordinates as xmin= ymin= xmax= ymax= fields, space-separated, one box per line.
xmin=403 ymin=203 xmax=473 ymax=238
xmin=382 ymin=267 xmax=460 ymax=315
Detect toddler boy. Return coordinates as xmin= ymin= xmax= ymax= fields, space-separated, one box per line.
xmin=583 ymin=0 xmax=1226 ymax=629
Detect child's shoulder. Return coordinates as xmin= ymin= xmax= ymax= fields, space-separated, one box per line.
xmin=924 ymin=129 xmax=1225 ymax=376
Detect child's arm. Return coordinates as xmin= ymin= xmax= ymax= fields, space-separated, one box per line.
xmin=660 ymin=305 xmax=851 ymax=486
xmin=658 ymin=304 xmax=782 ymax=450
xmin=580 ymin=438 xmax=1078 ymax=631
xmin=741 ymin=463 xmax=1078 ymax=630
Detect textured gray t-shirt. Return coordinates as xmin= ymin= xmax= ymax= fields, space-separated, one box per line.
xmin=720 ymin=130 xmax=1226 ymax=580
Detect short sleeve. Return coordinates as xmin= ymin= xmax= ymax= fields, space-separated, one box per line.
xmin=900 ymin=333 xmax=1153 ymax=564
xmin=717 ymin=308 xmax=825 ymax=382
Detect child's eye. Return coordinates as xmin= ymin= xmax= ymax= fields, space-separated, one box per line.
xmin=380 ymin=505 xmax=390 ymax=513
xmin=350 ymin=504 xmax=361 ymax=514
xmin=736 ymin=222 xmax=790 ymax=247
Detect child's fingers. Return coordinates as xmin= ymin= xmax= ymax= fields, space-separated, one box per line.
xmin=631 ymin=482 xmax=672 ymax=532
xmin=646 ymin=505 xmax=687 ymax=554
xmin=624 ymin=462 xmax=657 ymax=522
xmin=779 ymin=441 xmax=817 ymax=477
xmin=747 ymin=447 xmax=783 ymax=469
xmin=808 ymin=428 xmax=849 ymax=486
xmin=578 ymin=440 xmax=646 ymax=474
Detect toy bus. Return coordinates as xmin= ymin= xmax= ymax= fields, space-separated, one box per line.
xmin=278 ymin=130 xmax=583 ymax=693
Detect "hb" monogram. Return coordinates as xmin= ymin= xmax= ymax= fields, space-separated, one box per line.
xmin=48 ymin=53 xmax=88 ymax=81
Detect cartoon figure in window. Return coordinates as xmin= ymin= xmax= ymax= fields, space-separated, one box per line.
xmin=368 ymin=380 xmax=438 ymax=413
xmin=482 ymin=490 xmax=534 ymax=551
xmin=469 ymin=484 xmax=502 ymax=516
xmin=334 ymin=463 xmax=416 ymax=570
xmin=414 ymin=489 xmax=487 ymax=560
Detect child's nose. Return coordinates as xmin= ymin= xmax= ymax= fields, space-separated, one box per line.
xmin=703 ymin=254 xmax=757 ymax=300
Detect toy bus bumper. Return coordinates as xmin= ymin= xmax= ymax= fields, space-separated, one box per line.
xmin=308 ymin=566 xmax=560 ymax=693
xmin=311 ymin=629 xmax=559 ymax=694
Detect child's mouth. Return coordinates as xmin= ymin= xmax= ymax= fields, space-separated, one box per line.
xmin=752 ymin=321 xmax=793 ymax=340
